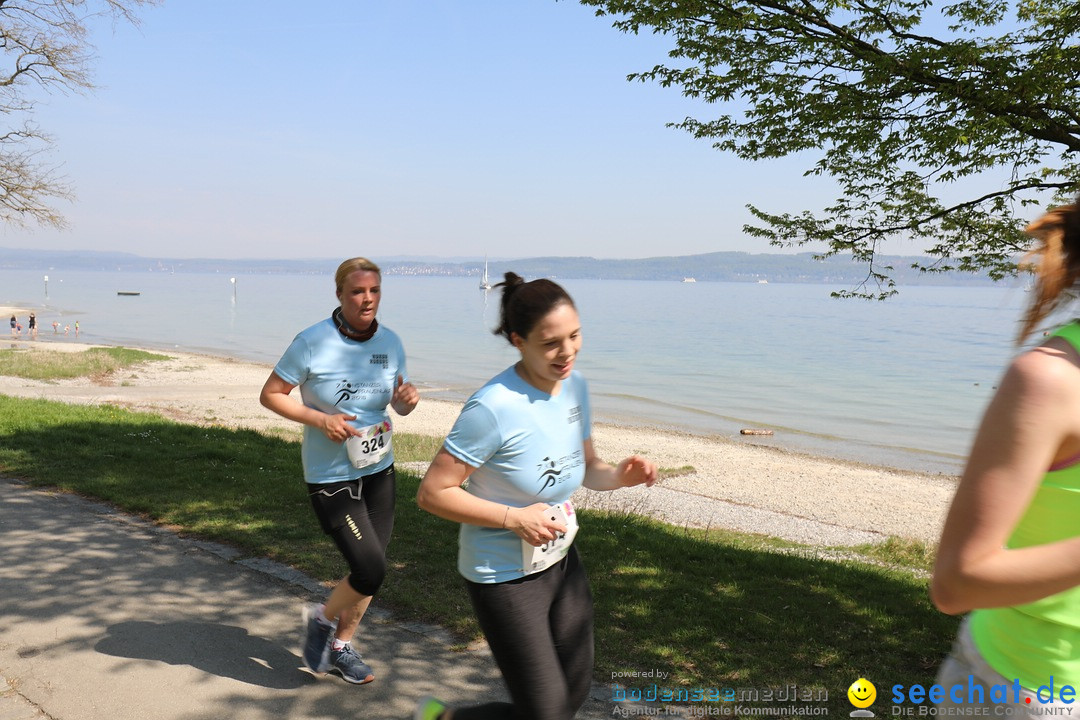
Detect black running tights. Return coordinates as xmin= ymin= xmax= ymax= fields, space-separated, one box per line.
xmin=455 ymin=546 xmax=594 ymax=720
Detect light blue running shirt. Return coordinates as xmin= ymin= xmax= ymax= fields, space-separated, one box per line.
xmin=273 ymin=318 xmax=408 ymax=484
xmin=444 ymin=365 xmax=592 ymax=584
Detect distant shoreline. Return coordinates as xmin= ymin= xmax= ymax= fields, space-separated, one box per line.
xmin=0 ymin=246 xmax=1007 ymax=287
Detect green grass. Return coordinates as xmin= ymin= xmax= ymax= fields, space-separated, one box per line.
xmin=0 ymin=346 xmax=169 ymax=380
xmin=0 ymin=394 xmax=957 ymax=714
xmin=852 ymin=536 xmax=937 ymax=574
xmin=658 ymin=464 xmax=695 ymax=479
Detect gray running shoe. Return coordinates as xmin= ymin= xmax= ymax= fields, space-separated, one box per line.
xmin=328 ymin=643 xmax=374 ymax=685
xmin=300 ymin=604 xmax=334 ymax=674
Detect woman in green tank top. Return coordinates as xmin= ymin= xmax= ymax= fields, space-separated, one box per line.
xmin=932 ymin=196 xmax=1080 ymax=718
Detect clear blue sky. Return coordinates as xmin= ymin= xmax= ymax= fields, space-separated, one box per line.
xmin=0 ymin=0 xmax=849 ymax=260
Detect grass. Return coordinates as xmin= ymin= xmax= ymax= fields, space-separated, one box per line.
xmin=0 ymin=346 xmax=169 ymax=380
xmin=0 ymin=384 xmax=957 ymax=716
xmin=852 ymin=537 xmax=937 ymax=574
xmin=658 ymin=464 xmax=696 ymax=479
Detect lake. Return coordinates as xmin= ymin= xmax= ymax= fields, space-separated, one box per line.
xmin=1 ymin=268 xmax=1039 ymax=475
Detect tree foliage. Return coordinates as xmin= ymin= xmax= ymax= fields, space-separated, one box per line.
xmin=0 ymin=0 xmax=153 ymax=229
xmin=578 ymin=0 xmax=1080 ymax=296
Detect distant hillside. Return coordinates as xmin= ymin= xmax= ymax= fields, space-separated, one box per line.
xmin=462 ymin=252 xmax=1001 ymax=287
xmin=0 ymin=246 xmax=1006 ymax=287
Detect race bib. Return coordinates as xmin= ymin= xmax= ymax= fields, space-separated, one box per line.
xmin=344 ymin=420 xmax=392 ymax=470
xmin=521 ymin=501 xmax=579 ymax=575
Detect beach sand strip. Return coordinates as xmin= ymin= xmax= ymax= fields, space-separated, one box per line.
xmin=0 ymin=337 xmax=956 ymax=547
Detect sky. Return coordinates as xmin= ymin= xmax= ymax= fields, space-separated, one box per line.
xmin=0 ymin=1 xmax=872 ymax=260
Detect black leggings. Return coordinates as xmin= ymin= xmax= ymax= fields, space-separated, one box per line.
xmin=306 ymin=465 xmax=396 ymax=596
xmin=455 ymin=546 xmax=594 ymax=720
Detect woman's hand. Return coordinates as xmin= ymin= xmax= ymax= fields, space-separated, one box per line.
xmin=262 ymin=372 xmax=360 ymax=441
xmin=505 ymin=503 xmax=568 ymax=547
xmin=391 ymin=375 xmax=420 ymax=416
xmin=581 ymin=439 xmax=659 ymax=491
xmin=616 ymin=455 xmax=658 ymax=488
xmin=318 ymin=412 xmax=360 ymax=443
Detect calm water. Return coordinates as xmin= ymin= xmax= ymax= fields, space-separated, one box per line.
xmin=1 ymin=268 xmax=1036 ymax=475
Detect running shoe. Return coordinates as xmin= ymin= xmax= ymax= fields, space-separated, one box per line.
xmin=327 ymin=643 xmax=374 ymax=684
xmin=300 ymin=603 xmax=335 ymax=674
xmin=413 ymin=696 xmax=447 ymax=720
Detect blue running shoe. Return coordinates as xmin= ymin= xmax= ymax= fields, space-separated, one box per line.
xmin=328 ymin=643 xmax=374 ymax=684
xmin=413 ymin=696 xmax=448 ymax=720
xmin=301 ymin=603 xmax=334 ymax=674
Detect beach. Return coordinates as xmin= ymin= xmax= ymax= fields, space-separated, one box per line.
xmin=0 ymin=314 xmax=957 ymax=548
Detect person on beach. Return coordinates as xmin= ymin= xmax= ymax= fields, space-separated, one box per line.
xmin=27 ymin=312 xmax=36 ymax=340
xmin=931 ymin=197 xmax=1080 ymax=717
xmin=74 ymin=320 xmax=79 ymax=337
xmin=413 ymin=272 xmax=657 ymax=720
xmin=259 ymin=256 xmax=419 ymax=685
xmin=52 ymin=321 xmax=58 ymax=334
xmin=9 ymin=315 xmax=15 ymax=338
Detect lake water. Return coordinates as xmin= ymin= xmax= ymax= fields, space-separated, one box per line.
xmin=1 ymin=268 xmax=1038 ymax=475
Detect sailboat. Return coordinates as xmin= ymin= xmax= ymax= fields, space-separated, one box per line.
xmin=479 ymin=257 xmax=492 ymax=291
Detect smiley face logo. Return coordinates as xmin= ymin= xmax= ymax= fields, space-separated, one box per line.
xmin=847 ymin=678 xmax=876 ymax=709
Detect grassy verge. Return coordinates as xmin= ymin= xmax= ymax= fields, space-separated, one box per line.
xmin=0 ymin=394 xmax=956 ymax=715
xmin=0 ymin=346 xmax=169 ymax=380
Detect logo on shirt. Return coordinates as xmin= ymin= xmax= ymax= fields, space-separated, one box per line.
xmin=535 ymin=451 xmax=584 ymax=494
xmin=335 ymin=380 xmax=359 ymax=405
xmin=568 ymin=405 xmax=582 ymax=424
xmin=370 ymin=353 xmax=389 ymax=369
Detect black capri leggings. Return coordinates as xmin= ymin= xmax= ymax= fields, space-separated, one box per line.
xmin=455 ymin=546 xmax=595 ymax=720
xmin=306 ymin=465 xmax=396 ymax=596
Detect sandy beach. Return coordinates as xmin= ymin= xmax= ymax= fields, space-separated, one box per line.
xmin=0 ymin=315 xmax=958 ymax=548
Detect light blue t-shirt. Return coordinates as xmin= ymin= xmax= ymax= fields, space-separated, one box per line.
xmin=444 ymin=365 xmax=592 ymax=584
xmin=273 ymin=318 xmax=408 ymax=484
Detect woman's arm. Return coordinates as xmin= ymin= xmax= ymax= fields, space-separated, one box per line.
xmin=258 ymin=371 xmax=360 ymax=443
xmin=580 ymin=438 xmax=657 ymax=491
xmin=416 ymin=448 xmax=566 ymax=546
xmin=390 ymin=374 xmax=419 ymax=416
xmin=932 ymin=342 xmax=1080 ymax=614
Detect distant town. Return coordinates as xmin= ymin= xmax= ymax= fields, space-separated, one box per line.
xmin=0 ymin=246 xmax=1009 ymax=287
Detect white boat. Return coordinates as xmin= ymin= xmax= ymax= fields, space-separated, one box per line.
xmin=757 ymin=279 xmax=768 ymax=284
xmin=682 ymin=277 xmax=696 ymax=283
xmin=479 ymin=257 xmax=492 ymax=290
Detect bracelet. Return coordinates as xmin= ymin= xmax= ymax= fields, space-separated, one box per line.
xmin=502 ymin=505 xmax=510 ymax=529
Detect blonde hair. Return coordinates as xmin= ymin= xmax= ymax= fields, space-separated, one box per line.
xmin=334 ymin=257 xmax=381 ymax=295
xmin=1018 ymin=198 xmax=1080 ymax=343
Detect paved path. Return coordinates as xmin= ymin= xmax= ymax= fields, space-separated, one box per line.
xmin=0 ymin=478 xmax=616 ymax=720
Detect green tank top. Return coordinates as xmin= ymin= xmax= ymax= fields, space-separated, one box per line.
xmin=970 ymin=322 xmax=1080 ymax=688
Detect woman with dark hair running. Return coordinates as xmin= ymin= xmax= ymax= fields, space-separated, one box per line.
xmin=413 ymin=272 xmax=656 ymax=720
xmin=260 ymin=256 xmax=419 ymax=685
xmin=932 ymin=197 xmax=1080 ymax=717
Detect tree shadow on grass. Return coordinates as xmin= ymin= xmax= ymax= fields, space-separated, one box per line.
xmin=581 ymin=512 xmax=959 ymax=714
xmin=0 ymin=397 xmax=959 ymax=716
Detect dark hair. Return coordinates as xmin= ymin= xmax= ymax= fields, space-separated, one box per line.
xmin=1019 ymin=195 xmax=1080 ymax=343
xmin=492 ymin=272 xmax=575 ymax=344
